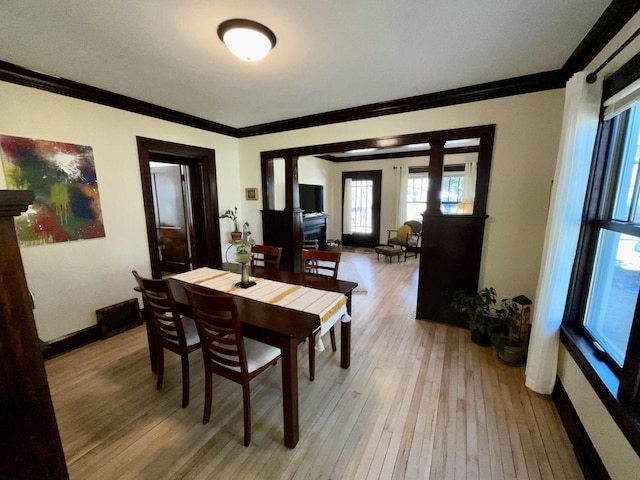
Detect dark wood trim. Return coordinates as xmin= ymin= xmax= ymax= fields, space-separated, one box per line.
xmin=603 ymin=50 xmax=640 ymax=101
xmin=0 ymin=60 xmax=563 ymax=138
xmin=560 ymin=326 xmax=640 ymax=456
xmin=0 ymin=190 xmax=69 ymax=480
xmin=0 ymin=60 xmax=238 ymax=137
xmin=136 ymin=137 xmax=221 ymax=278
xmin=409 ymin=165 xmax=466 ymax=174
xmin=42 ymin=326 xmax=102 ymax=360
xmin=318 ymin=145 xmax=479 ymax=163
xmin=262 ymin=125 xmax=496 ymax=159
xmin=562 ymin=1 xmax=640 ymax=76
xmin=238 ymin=71 xmax=565 ymax=137
xmin=552 ymin=377 xmax=611 ymax=480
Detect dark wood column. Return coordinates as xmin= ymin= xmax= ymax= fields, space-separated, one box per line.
xmin=260 ymin=154 xmax=304 ymax=272
xmin=426 ymin=140 xmax=444 ymax=215
xmin=0 ymin=190 xmax=69 ymax=479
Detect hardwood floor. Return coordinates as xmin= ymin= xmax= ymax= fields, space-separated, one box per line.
xmin=45 ymin=252 xmax=583 ymax=479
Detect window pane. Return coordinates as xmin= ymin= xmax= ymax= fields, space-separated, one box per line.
xmin=584 ymin=230 xmax=639 ymax=366
xmin=407 ymin=176 xmax=428 ymax=202
xmin=350 ymin=179 xmax=373 ymax=233
xmin=613 ymin=106 xmax=640 ymax=221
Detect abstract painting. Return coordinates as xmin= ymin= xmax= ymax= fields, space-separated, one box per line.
xmin=0 ymin=135 xmax=105 ymax=246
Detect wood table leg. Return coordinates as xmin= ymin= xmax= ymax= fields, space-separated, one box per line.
xmin=281 ymin=337 xmax=299 ymax=448
xmin=340 ymin=320 xmax=351 ymax=369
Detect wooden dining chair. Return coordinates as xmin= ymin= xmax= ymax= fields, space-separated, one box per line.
xmin=300 ymin=249 xmax=341 ymax=380
xmin=183 ymin=284 xmax=282 ymax=446
xmin=250 ymin=244 xmax=283 ymax=269
xmin=132 ymin=271 xmax=201 ymax=408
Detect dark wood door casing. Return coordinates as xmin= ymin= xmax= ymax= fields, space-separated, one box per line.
xmin=137 ymin=137 xmax=221 ymax=278
xmin=341 ymin=170 xmax=382 ymax=248
xmin=260 ymin=124 xmax=496 ymax=326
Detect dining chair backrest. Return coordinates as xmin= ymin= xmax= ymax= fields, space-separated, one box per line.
xmin=182 ymin=282 xmax=281 ymax=446
xmin=183 ymin=284 xmax=247 ymax=375
xmin=132 ymin=270 xmax=188 ymax=347
xmin=301 ymin=249 xmax=341 ymax=279
xmin=250 ymin=244 xmax=283 ymax=269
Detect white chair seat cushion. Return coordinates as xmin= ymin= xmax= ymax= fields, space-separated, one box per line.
xmin=180 ymin=316 xmax=200 ymax=347
xmin=244 ymin=338 xmax=281 ymax=373
xmin=212 ymin=338 xmax=281 ymax=373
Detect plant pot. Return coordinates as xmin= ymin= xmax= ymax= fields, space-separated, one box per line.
xmin=470 ymin=329 xmax=492 ymax=347
xmin=497 ymin=342 xmax=527 ymax=365
xmin=230 ymin=231 xmax=242 ymax=241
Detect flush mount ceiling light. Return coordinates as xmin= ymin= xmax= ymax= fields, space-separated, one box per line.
xmin=217 ymin=19 xmax=277 ymax=62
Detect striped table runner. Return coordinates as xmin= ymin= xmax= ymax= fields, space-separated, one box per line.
xmin=172 ymin=267 xmax=348 ymax=331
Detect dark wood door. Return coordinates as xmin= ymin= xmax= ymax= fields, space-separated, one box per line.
xmin=341 ymin=170 xmax=382 ymax=248
xmin=150 ymin=163 xmax=192 ymax=274
xmin=137 ymin=137 xmax=221 ymax=278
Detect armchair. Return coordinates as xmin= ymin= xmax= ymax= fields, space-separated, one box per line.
xmin=387 ymin=220 xmax=422 ymax=261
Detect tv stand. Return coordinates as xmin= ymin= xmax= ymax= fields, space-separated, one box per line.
xmin=303 ymin=213 xmax=328 ymax=250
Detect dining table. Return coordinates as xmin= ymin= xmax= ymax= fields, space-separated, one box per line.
xmin=166 ymin=264 xmax=358 ymax=449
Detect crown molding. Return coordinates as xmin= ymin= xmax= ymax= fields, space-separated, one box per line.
xmin=562 ymin=0 xmax=640 ymax=76
xmin=0 ymin=60 xmax=239 ymax=138
xmin=0 ymin=1 xmax=636 ymax=139
xmin=237 ymin=70 xmax=566 ymax=137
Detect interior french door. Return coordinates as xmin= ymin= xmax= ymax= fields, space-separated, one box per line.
xmin=341 ymin=170 xmax=382 ymax=248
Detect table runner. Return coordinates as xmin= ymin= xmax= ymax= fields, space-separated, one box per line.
xmin=172 ymin=268 xmax=348 ymax=341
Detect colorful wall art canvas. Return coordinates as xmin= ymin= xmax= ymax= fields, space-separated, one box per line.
xmin=0 ymin=135 xmax=105 ymax=246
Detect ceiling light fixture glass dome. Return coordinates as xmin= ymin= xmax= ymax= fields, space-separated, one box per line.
xmin=217 ymin=19 xmax=277 ymax=62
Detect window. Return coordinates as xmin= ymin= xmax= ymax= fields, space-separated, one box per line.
xmin=441 ymin=174 xmax=465 ymax=214
xmin=405 ymin=171 xmax=465 ymax=220
xmin=406 ymin=174 xmax=428 ymax=221
xmin=567 ymin=81 xmax=640 ymax=415
xmin=350 ymin=178 xmax=374 ymax=233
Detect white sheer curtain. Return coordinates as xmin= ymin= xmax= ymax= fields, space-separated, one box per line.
xmin=343 ymin=178 xmax=353 ymax=235
xmin=397 ymin=166 xmax=408 ymax=225
xmin=462 ymin=161 xmax=477 ymax=203
xmin=525 ymin=72 xmax=602 ymax=394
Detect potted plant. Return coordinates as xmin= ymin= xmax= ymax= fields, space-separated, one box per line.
xmin=492 ymin=295 xmax=531 ymax=365
xmin=452 ymin=287 xmax=504 ymax=346
xmin=220 ymin=207 xmax=242 ymax=241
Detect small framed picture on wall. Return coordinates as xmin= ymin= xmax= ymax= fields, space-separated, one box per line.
xmin=246 ymin=187 xmax=258 ymax=200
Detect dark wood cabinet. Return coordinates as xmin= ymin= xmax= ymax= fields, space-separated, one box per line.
xmin=261 ymin=209 xmax=303 ymax=272
xmin=0 ymin=190 xmax=69 ymax=479
xmin=416 ymin=214 xmax=487 ymax=327
xmin=303 ymin=214 xmax=328 ymax=250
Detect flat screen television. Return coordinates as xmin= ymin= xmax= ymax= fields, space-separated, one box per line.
xmin=299 ymin=184 xmax=324 ymax=214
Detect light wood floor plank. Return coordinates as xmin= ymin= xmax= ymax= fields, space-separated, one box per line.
xmin=45 ymin=251 xmax=584 ymax=479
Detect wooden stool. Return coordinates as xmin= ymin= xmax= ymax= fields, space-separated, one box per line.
xmin=374 ymin=245 xmax=402 ymax=263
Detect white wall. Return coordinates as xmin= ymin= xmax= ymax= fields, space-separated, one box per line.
xmin=239 ymin=90 xmax=565 ymax=301
xmin=0 ymin=81 xmax=240 ymax=341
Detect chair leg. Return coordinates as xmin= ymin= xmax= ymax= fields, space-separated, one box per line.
xmin=242 ymin=383 xmax=251 ymax=446
xmin=181 ymin=354 xmax=190 ymax=408
xmin=308 ymin=333 xmax=316 ymax=381
xmin=156 ymin=347 xmax=164 ymax=390
xmin=203 ymin=370 xmax=212 ymax=424
xmin=329 ymin=326 xmax=337 ymax=352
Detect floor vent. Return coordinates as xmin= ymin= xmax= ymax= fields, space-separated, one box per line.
xmin=96 ymin=298 xmax=142 ymax=339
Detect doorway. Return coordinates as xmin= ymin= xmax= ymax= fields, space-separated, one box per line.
xmin=137 ymin=137 xmax=221 ymax=278
xmin=341 ymin=170 xmax=382 ymax=248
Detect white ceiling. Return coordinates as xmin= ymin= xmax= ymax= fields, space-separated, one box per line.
xmin=0 ymin=0 xmax=610 ymax=129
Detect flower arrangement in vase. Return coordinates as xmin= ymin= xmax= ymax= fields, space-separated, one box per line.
xmin=233 ymin=237 xmax=256 ymax=288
